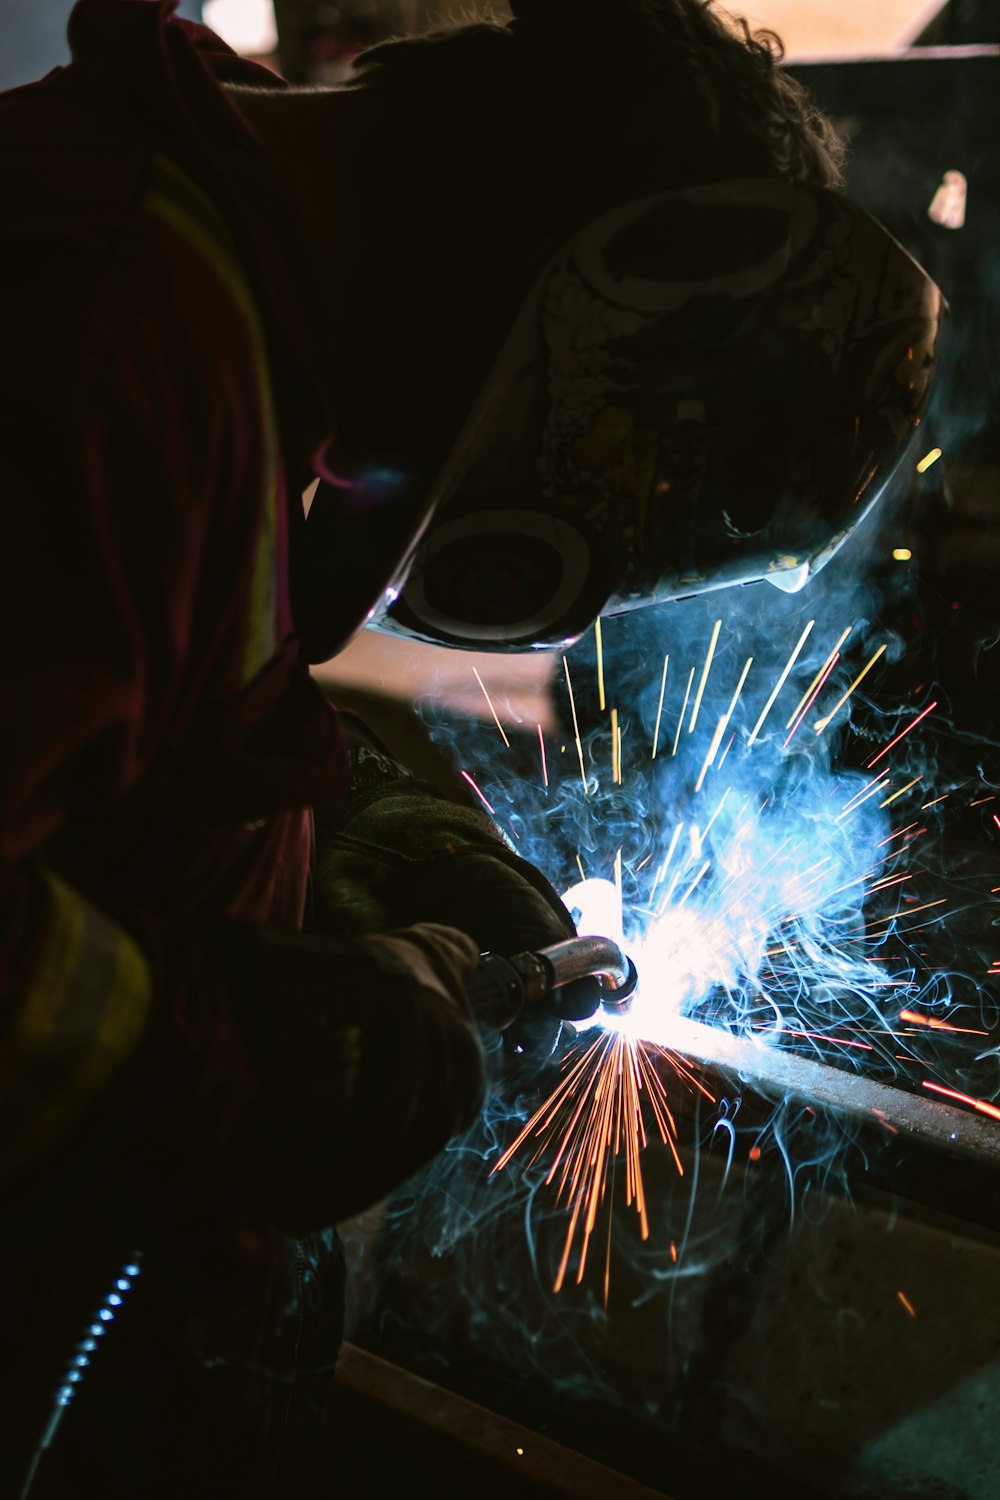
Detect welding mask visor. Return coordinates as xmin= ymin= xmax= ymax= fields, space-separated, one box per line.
xmin=370 ymin=177 xmax=944 ymax=651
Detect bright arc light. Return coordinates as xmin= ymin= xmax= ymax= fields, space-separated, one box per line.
xmin=562 ymin=878 xmax=625 ymax=948
xmin=203 ymin=0 xmax=278 ymax=55
xmin=927 ymin=170 xmax=967 ymax=231
xmin=627 ymin=906 xmax=745 ymax=1036
xmin=564 ymin=877 xmax=740 ymax=1046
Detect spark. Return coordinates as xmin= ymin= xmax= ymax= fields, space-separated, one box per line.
xmin=814 ymin=643 xmax=886 ymax=735
xmin=868 ymin=871 xmax=911 ymax=894
xmin=563 ymin=655 xmax=588 ymax=796
xmin=701 ymin=789 xmax=731 ymax=843
xmin=688 ymin=619 xmax=721 ymax=735
xmin=897 ymin=1290 xmax=917 ymax=1317
xmin=595 ymin=617 xmax=606 ymax=712
xmin=472 ymin=667 xmax=510 ymax=748
xmin=537 ymin=724 xmax=548 ymax=788
xmin=784 ymin=651 xmax=840 ymax=747
xmin=785 ymin=626 xmax=852 ymax=730
xmin=650 ymin=822 xmax=684 ymax=896
xmin=921 ymin=1082 xmax=1000 ymax=1122
xmin=898 ymin=1009 xmax=988 ymax=1036
xmin=695 ymin=718 xmax=727 ymax=795
xmin=785 ymin=1029 xmax=873 ymax=1052
xmin=492 ymin=1029 xmax=695 ymax=1296
xmin=651 ymin=654 xmax=669 ymax=759
xmin=695 ymin=659 xmax=753 ymax=793
xmin=460 ymin=770 xmax=495 ymax=815
xmin=747 ymin=620 xmax=814 ymax=747
xmin=837 ymin=775 xmax=891 ymax=821
xmin=467 ymin=611 xmax=994 ymax=1299
xmin=866 ymin=896 xmax=949 ymax=937
xmin=677 ymin=860 xmax=711 ymax=907
xmin=878 ymin=821 xmax=921 ymax=847
xmin=881 ymin=776 xmax=923 ymax=809
xmin=916 ymin=447 xmax=942 ymax=473
xmin=867 ymin=701 xmax=938 ymax=768
xmin=673 ymin=668 xmax=695 ymax=756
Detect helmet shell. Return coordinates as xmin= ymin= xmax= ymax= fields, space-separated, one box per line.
xmin=374 ymin=178 xmax=944 ymax=650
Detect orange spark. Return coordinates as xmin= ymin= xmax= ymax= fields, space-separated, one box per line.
xmin=814 ymin=643 xmax=887 ymax=735
xmin=493 ymin=1032 xmax=702 ymax=1295
xmin=898 ymin=1009 xmax=988 ymax=1036
xmin=867 ymin=701 xmax=938 ymax=768
xmin=460 ymin=770 xmax=495 ymax=815
xmin=922 ymin=1082 xmax=1000 ymax=1122
xmin=473 ymin=667 xmax=510 ymax=748
xmin=785 ymin=626 xmax=852 ymax=730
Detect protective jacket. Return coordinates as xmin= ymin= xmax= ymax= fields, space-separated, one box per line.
xmin=0 ymin=3 xmax=485 ymax=1491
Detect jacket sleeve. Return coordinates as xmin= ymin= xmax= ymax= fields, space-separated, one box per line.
xmin=233 ymin=920 xmax=486 ymax=1234
xmin=0 ymin=229 xmax=484 ymax=1234
xmin=0 ymin=250 xmax=195 ymax=1181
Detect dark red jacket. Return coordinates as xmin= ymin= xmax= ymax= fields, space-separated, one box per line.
xmin=0 ymin=0 xmax=350 ymax=1160
xmin=0 ymin=5 xmax=483 ymax=1486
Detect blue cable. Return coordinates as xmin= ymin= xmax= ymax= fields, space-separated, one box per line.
xmin=18 ymin=1254 xmax=144 ymax=1500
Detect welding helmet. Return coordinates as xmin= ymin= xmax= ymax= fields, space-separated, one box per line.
xmin=367 ymin=177 xmax=943 ymax=652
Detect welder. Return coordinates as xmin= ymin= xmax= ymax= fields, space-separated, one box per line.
xmin=0 ymin=1 xmax=941 ymax=1494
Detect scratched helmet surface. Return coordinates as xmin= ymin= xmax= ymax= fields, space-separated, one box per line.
xmin=372 ymin=177 xmax=944 ymax=651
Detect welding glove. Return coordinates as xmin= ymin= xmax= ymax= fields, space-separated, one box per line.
xmin=316 ymin=712 xmax=601 ymax=1042
xmin=233 ymin=916 xmax=488 ymax=1234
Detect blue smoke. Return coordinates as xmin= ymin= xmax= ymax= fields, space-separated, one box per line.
xmin=349 ymin=533 xmax=999 ymax=1435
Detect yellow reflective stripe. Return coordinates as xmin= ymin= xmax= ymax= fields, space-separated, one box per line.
xmin=0 ymin=873 xmax=85 ymax=1095
xmin=0 ymin=873 xmax=152 ymax=1175
xmin=143 ymin=154 xmax=279 ymax=686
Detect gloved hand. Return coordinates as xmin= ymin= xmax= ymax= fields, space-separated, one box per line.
xmin=315 ymin=712 xmax=600 ymax=1041
xmin=235 ymin=917 xmax=487 ymax=1234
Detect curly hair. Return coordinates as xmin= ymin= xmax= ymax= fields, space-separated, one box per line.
xmin=351 ymin=0 xmax=844 ymax=221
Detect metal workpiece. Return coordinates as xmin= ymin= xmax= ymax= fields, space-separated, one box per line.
xmin=329 ymin=1343 xmax=672 ymax=1500
xmin=663 ymin=1013 xmax=1000 ymax=1231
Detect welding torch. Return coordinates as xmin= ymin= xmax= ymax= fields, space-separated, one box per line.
xmin=467 ymin=934 xmax=638 ymax=1030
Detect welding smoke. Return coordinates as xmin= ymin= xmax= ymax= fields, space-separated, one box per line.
xmin=346 ymin=493 xmax=1000 ymax=1447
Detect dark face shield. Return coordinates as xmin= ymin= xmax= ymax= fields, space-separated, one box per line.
xmin=369 ymin=178 xmax=944 ymax=652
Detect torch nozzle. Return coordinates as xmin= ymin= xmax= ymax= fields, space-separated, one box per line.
xmin=537 ymin=936 xmax=638 ymax=1013
xmin=468 ymin=934 xmax=638 ymax=1030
